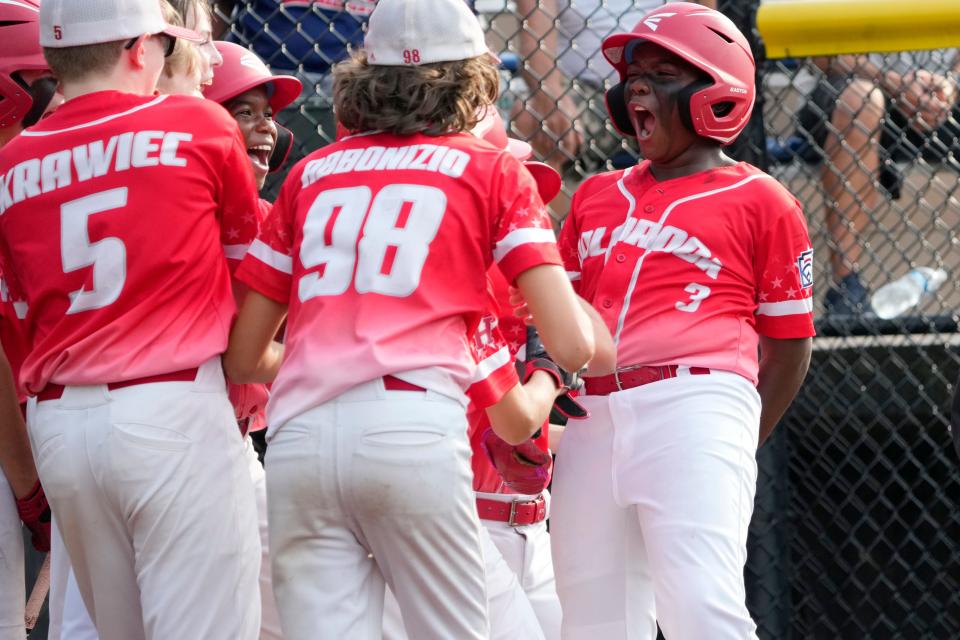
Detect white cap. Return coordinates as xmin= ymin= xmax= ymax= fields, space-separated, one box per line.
xmin=40 ymin=0 xmax=203 ymax=48
xmin=365 ymin=0 xmax=488 ymax=66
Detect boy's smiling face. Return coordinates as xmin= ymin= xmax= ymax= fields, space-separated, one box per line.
xmin=623 ymin=41 xmax=709 ymax=166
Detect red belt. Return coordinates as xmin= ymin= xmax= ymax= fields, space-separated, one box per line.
xmin=476 ymin=496 xmax=547 ymax=526
xmin=382 ymin=375 xmax=426 ymax=392
xmin=585 ymin=365 xmax=710 ymax=396
xmin=36 ymin=367 xmax=200 ymax=402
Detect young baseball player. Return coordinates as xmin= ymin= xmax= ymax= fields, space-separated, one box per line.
xmin=224 ymin=0 xmax=595 ymax=637
xmin=168 ymin=0 xmax=223 ymax=89
xmin=551 ymin=3 xmax=814 ymax=639
xmin=50 ymin=37 xmax=304 ymax=640
xmin=155 ymin=0 xmax=204 ymax=97
xmin=0 ymin=2 xmax=58 ymax=638
xmin=205 ymin=41 xmax=301 ymax=640
xmin=379 ymin=110 xmax=586 ymax=640
xmin=0 ymin=0 xmax=265 ymax=638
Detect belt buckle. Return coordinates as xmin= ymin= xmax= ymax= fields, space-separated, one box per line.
xmin=613 ymin=364 xmax=641 ymax=392
xmin=508 ymin=499 xmax=523 ymax=527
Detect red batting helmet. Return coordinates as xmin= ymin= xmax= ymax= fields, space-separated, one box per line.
xmin=0 ymin=0 xmax=53 ymax=129
xmin=602 ymin=2 xmax=755 ymax=145
xmin=205 ymin=42 xmax=303 ymax=173
xmin=471 ymin=108 xmax=562 ymax=203
xmin=204 ymin=42 xmax=303 ymax=114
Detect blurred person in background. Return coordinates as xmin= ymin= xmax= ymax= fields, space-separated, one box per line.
xmin=794 ymin=49 xmax=960 ymax=316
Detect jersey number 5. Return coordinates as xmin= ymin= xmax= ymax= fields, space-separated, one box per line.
xmin=299 ymin=184 xmax=445 ymax=300
xmin=61 ymin=188 xmax=128 ymax=314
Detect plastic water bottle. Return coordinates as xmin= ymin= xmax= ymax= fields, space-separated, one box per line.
xmin=870 ymin=267 xmax=948 ymax=319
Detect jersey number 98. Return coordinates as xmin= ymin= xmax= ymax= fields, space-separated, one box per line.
xmin=299 ymin=184 xmax=445 ymax=300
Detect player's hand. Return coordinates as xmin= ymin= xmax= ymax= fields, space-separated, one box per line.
xmin=480 ymin=427 xmax=552 ymax=495
xmin=899 ymin=70 xmax=955 ymax=130
xmin=228 ymin=382 xmax=270 ymax=422
xmin=520 ymin=326 xmax=589 ymax=422
xmin=509 ymin=286 xmax=532 ymax=325
xmin=16 ymin=481 xmax=51 ymax=552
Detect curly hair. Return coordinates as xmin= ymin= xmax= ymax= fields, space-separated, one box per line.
xmin=333 ymin=52 xmax=499 ymax=136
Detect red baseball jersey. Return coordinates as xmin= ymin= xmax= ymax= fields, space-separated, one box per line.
xmin=236 ymin=131 xmax=560 ymax=432
xmin=560 ymin=160 xmax=815 ymax=385
xmin=467 ymin=267 xmax=551 ymax=494
xmin=0 ymin=91 xmax=260 ymax=394
xmin=0 ymin=264 xmax=29 ymax=402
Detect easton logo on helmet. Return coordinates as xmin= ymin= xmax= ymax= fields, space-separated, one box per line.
xmin=642 ymin=12 xmax=675 ymax=31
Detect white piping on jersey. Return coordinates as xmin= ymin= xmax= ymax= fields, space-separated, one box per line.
xmin=248 ymin=239 xmax=293 ymax=274
xmin=20 ymin=95 xmax=169 ymax=137
xmin=606 ymin=166 xmax=637 ymax=265
xmin=493 ymin=227 xmax=556 ymax=263
xmin=611 ymin=171 xmax=773 ymax=346
xmin=472 ymin=345 xmax=511 ymax=383
xmin=223 ymin=243 xmax=250 ymax=261
xmin=756 ymin=297 xmax=813 ymax=317
xmin=0 ymin=1 xmax=39 ymax=12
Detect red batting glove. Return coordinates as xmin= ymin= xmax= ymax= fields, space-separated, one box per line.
xmin=16 ymin=480 xmax=51 ymax=552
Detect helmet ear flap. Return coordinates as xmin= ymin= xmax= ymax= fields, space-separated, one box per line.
xmin=676 ymin=77 xmax=713 ymax=137
xmin=605 ymin=82 xmax=635 ymax=137
xmin=269 ymin=124 xmax=294 ymax=173
xmin=20 ymin=76 xmax=57 ymax=128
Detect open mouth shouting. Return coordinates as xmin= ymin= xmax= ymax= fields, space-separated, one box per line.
xmin=247 ymin=143 xmax=274 ymax=180
xmin=629 ymin=102 xmax=657 ymax=142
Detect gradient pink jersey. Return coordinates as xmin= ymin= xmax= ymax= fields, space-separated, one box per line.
xmin=467 ymin=267 xmax=552 ymax=494
xmin=0 ymin=92 xmax=260 ymax=394
xmin=560 ymin=160 xmax=815 ymax=385
xmin=237 ymin=131 xmax=560 ymax=432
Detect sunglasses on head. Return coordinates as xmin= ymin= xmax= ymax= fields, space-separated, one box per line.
xmin=124 ymin=33 xmax=176 ymax=58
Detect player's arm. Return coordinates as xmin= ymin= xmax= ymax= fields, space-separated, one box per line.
xmin=756 ymin=335 xmax=812 ymax=446
xmin=577 ymin=296 xmax=616 ymax=376
xmin=509 ymin=289 xmax=615 ymax=376
xmin=224 ymin=290 xmax=287 ymax=384
xmin=486 ymin=371 xmax=562 ymax=445
xmin=515 ymin=264 xmax=594 ymax=373
xmin=0 ymin=346 xmax=36 ymax=497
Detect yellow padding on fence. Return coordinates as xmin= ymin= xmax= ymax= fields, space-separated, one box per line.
xmin=757 ymin=0 xmax=960 ymax=59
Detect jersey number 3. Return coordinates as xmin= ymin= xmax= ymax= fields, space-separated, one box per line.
xmin=299 ymin=184 xmax=445 ymax=300
xmin=61 ymin=188 xmax=128 ymax=315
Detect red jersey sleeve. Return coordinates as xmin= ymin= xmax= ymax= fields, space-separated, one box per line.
xmin=754 ymin=197 xmax=816 ymax=339
xmin=235 ymin=167 xmax=298 ymax=304
xmin=557 ymin=199 xmax=582 ymax=295
xmin=489 ymin=154 xmax=561 ymax=284
xmin=219 ymin=126 xmax=262 ymax=271
xmin=466 ymin=290 xmax=520 ymax=411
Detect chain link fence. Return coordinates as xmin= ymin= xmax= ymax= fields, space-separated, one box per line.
xmin=213 ymin=2 xmax=960 ymax=637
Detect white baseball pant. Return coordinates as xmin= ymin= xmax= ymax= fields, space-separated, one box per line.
xmin=551 ymin=370 xmax=760 ymax=640
xmin=47 ymin=435 xmax=282 ymax=640
xmin=26 ymin=357 xmax=262 ymax=640
xmin=381 ymin=492 xmax=553 ymax=640
xmin=266 ymin=378 xmax=488 ymax=640
xmin=0 ymin=470 xmax=24 ymax=640
xmin=480 ymin=491 xmax=563 ymax=640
